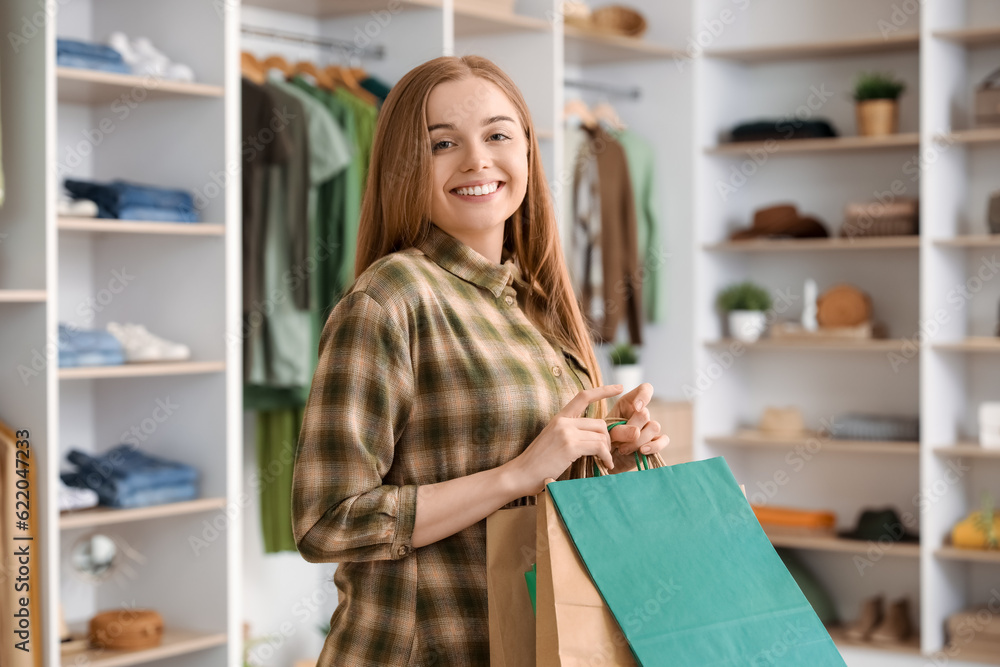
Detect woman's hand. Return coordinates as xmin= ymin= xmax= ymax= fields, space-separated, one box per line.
xmin=505 ymin=385 xmax=623 ymax=496
xmin=607 ymin=383 xmax=669 ymax=458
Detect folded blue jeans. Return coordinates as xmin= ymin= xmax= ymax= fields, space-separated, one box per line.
xmin=66 ymin=445 xmax=199 ymax=491
xmin=57 ymin=54 xmax=131 ymax=75
xmin=117 ymin=205 xmax=199 ymax=223
xmin=57 ymin=38 xmax=126 ymax=63
xmin=65 ymin=179 xmax=197 ymax=219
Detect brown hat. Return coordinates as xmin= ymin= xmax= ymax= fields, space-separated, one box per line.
xmin=730 ymin=204 xmax=830 ymax=241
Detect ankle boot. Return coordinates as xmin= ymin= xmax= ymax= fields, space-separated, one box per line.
xmin=846 ymin=595 xmax=883 ymax=641
xmin=871 ymin=597 xmax=913 ymax=644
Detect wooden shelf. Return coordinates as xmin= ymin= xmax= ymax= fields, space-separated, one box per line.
xmin=939 ymin=127 xmax=1000 ymax=145
xmin=933 ymin=235 xmax=1000 ymax=248
xmin=932 ymin=338 xmax=1000 ymax=353
xmin=241 ymin=0 xmax=439 ymax=17
xmin=705 ymin=32 xmax=919 ymax=63
xmin=707 ymin=133 xmax=920 ymax=156
xmin=0 ymin=290 xmax=46 ymax=303
xmin=707 ymin=430 xmax=919 ymax=455
xmin=58 ymin=217 xmax=225 ymax=236
xmin=927 ymin=646 xmax=1000 ymax=665
xmin=57 ymin=68 xmax=224 ymax=105
xmin=936 ymin=546 xmax=1000 ymax=564
xmin=933 ymin=25 xmax=1000 ymax=48
xmin=826 ymin=626 xmax=922 ymax=656
xmin=454 ymin=6 xmax=550 ymax=36
xmin=705 ymin=236 xmax=919 ymax=253
xmin=765 ymin=527 xmax=921 ymax=557
xmin=60 ymin=497 xmax=227 ymax=530
xmin=564 ymin=26 xmax=683 ymax=65
xmin=60 ymin=629 xmax=227 ymax=667
xmin=59 ymin=361 xmax=226 ymax=380
xmin=934 ymin=444 xmax=1000 ymax=459
xmin=705 ymin=338 xmax=908 ymax=352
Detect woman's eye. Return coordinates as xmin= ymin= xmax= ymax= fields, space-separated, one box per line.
xmin=432 ymin=140 xmax=453 ymax=152
xmin=490 ymin=133 xmax=511 ymax=142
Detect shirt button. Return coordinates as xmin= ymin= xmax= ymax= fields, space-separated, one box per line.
xmin=552 ymin=366 xmax=562 ymax=377
xmin=504 ymin=295 xmax=514 ymax=306
xmin=397 ymin=545 xmax=410 ymax=557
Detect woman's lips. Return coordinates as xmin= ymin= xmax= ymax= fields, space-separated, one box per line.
xmin=450 ymin=181 xmax=505 ymax=202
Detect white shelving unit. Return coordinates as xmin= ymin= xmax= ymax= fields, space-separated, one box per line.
xmin=0 ymin=0 xmax=241 ymax=664
xmin=694 ymin=1 xmax=1000 ymax=666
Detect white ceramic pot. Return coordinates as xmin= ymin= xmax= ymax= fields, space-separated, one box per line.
xmin=980 ymin=402 xmax=1000 ymax=449
xmin=612 ymin=364 xmax=643 ymax=392
xmin=728 ymin=310 xmax=768 ymax=343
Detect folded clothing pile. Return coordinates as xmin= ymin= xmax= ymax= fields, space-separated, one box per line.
xmin=57 ymin=38 xmax=130 ymax=74
xmin=830 ymin=413 xmax=919 ymax=441
xmin=64 ymin=178 xmax=199 ymax=223
xmin=842 ymin=197 xmax=919 ymax=238
xmin=947 ymin=606 xmax=1000 ymax=656
xmin=58 ymin=323 xmax=124 ymax=368
xmin=59 ymin=478 xmax=99 ymax=512
xmin=108 ymin=32 xmax=194 ymax=82
xmin=61 ymin=444 xmax=198 ymax=509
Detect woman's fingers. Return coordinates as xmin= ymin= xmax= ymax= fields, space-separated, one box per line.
xmin=560 ymin=385 xmax=623 ymax=418
xmin=617 ymin=421 xmax=665 ymax=455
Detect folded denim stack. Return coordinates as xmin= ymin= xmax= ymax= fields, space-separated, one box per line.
xmin=64 ymin=178 xmax=199 ymax=223
xmin=58 ymin=323 xmax=125 ymax=367
xmin=60 ymin=444 xmax=199 ymax=509
xmin=57 ymin=38 xmax=130 ymax=74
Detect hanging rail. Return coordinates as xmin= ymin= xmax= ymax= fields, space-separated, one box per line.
xmin=240 ymin=24 xmax=385 ymax=60
xmin=564 ymin=78 xmax=641 ymax=100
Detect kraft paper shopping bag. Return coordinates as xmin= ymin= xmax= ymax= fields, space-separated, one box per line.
xmin=547 ymin=456 xmax=846 ymax=666
xmin=536 ymin=487 xmax=637 ymax=667
xmin=486 ymin=505 xmax=537 ymax=667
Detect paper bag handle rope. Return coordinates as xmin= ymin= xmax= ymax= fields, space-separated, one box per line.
xmin=589 ymin=421 xmax=666 ymax=477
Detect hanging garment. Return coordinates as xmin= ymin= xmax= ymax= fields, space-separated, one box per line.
xmin=571 ymin=126 xmax=643 ymax=345
xmin=256 ymin=408 xmax=303 ymax=553
xmin=612 ymin=126 xmax=663 ymax=323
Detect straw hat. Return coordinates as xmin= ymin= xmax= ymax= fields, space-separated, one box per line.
xmin=561 ymin=2 xmax=647 ymax=38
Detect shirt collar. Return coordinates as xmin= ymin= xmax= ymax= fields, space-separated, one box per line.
xmin=418 ymin=224 xmax=513 ymax=298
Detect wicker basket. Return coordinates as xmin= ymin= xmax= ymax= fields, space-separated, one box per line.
xmin=89 ymin=609 xmax=163 ymax=651
xmin=590 ymin=5 xmax=647 ymax=37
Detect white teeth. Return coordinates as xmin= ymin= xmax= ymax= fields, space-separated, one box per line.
xmin=455 ymin=182 xmax=499 ymax=196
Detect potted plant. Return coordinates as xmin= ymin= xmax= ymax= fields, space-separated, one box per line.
xmin=717 ymin=282 xmax=772 ymax=343
xmin=608 ymin=342 xmax=642 ymax=390
xmin=853 ymin=72 xmax=906 ymax=137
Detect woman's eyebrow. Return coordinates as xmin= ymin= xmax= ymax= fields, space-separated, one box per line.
xmin=427 ymin=115 xmax=516 ymax=132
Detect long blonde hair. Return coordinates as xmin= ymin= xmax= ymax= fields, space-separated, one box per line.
xmin=355 ymin=55 xmax=604 ymax=395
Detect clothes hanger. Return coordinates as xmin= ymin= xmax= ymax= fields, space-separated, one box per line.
xmin=290 ymin=59 xmax=336 ymax=90
xmin=592 ymin=101 xmax=626 ymax=131
xmin=262 ymin=54 xmax=292 ymax=79
xmin=563 ymin=98 xmax=597 ymax=129
xmin=240 ymin=51 xmax=267 ymax=85
xmin=324 ymin=61 xmax=378 ymax=105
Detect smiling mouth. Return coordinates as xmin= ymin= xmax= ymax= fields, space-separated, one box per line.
xmin=451 ymin=181 xmax=503 ymax=197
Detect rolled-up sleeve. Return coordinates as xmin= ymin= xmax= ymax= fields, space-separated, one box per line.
xmin=292 ymin=289 xmax=417 ymax=563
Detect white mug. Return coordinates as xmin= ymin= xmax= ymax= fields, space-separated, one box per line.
xmin=980 ymin=402 xmax=1000 ymax=449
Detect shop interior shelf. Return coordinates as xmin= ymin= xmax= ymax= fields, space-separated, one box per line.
xmin=564 ymin=26 xmax=683 ymax=65
xmin=58 ymin=217 xmax=225 ymax=236
xmin=933 ymin=25 xmax=1000 ymax=48
xmin=60 ymin=629 xmax=227 ymax=667
xmin=240 ymin=0 xmax=438 ymax=17
xmin=933 ymin=444 xmax=1000 ymax=459
xmin=453 ymin=5 xmax=550 ymax=36
xmin=706 ymin=430 xmax=919 ymax=455
xmin=59 ymin=361 xmax=226 ymax=380
xmin=704 ymin=338 xmax=909 ymax=352
xmin=764 ymin=526 xmax=921 ymax=558
xmin=704 ymin=32 xmax=919 ymax=63
xmin=933 ymin=235 xmax=1000 ymax=248
xmin=940 ymin=127 xmax=1000 ymax=145
xmin=705 ymin=236 xmax=920 ymax=252
xmin=707 ymin=133 xmax=921 ymax=156
xmin=935 ymin=546 xmax=1000 ymax=564
xmin=826 ymin=626 xmax=922 ymax=657
xmin=59 ymin=497 xmax=228 ymax=530
xmin=932 ymin=338 xmax=1000 ymax=353
xmin=57 ymin=67 xmax=224 ymax=105
xmin=0 ymin=290 xmax=47 ymax=302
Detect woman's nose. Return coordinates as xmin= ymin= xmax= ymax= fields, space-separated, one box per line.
xmin=460 ymin=143 xmax=490 ymax=171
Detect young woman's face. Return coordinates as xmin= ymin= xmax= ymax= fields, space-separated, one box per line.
xmin=425 ymin=76 xmax=529 ymax=253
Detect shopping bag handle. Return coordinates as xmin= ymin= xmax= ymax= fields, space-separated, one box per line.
xmin=587 ymin=420 xmax=667 ymax=477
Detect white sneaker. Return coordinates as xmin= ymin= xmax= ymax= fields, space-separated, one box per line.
xmin=106 ymin=322 xmax=191 ymax=363
xmin=107 ymin=32 xmax=195 ymax=82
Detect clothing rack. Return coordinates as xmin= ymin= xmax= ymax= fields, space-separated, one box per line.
xmin=564 ymin=78 xmax=641 ymax=100
xmin=240 ymin=24 xmax=385 ymax=61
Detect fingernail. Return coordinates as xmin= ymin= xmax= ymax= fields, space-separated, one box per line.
xmin=641 ymin=446 xmax=651 ymax=454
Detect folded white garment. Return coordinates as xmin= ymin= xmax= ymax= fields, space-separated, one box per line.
xmin=108 ymin=31 xmax=195 ymax=82
xmin=59 ymin=478 xmax=99 ymax=512
xmin=58 ymin=194 xmax=99 ymax=218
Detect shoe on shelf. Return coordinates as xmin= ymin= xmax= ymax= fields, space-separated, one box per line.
xmin=107 ymin=32 xmax=195 ymax=82
xmin=106 ymin=322 xmax=191 ymax=363
xmin=871 ymin=597 xmax=913 ymax=644
xmin=845 ymin=594 xmax=883 ymax=642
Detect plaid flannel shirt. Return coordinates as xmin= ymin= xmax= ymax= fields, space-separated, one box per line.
xmin=292 ymin=223 xmax=597 ymax=666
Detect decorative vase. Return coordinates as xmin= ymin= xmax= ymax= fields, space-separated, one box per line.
xmin=980 ymin=402 xmax=1000 ymax=449
xmin=728 ymin=310 xmax=767 ymax=343
xmin=612 ymin=364 xmax=643 ymax=391
xmin=856 ymin=99 xmax=899 ymax=137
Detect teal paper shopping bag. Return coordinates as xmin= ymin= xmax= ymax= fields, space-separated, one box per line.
xmin=546 ymin=457 xmax=846 ymax=666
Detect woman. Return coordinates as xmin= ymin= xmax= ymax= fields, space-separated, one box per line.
xmin=291 ymin=55 xmax=668 ymax=666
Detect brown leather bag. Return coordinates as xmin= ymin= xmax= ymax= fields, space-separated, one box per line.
xmin=89 ymin=609 xmax=163 ymax=651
